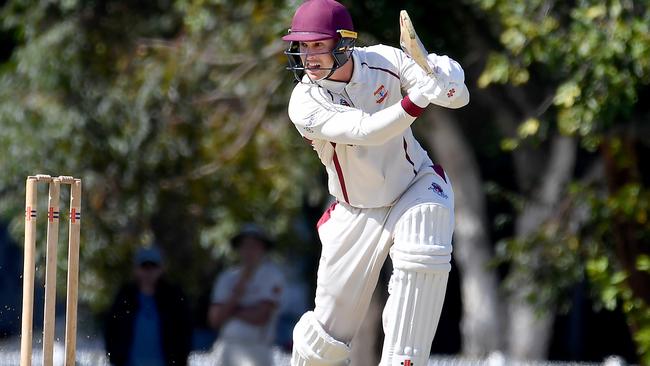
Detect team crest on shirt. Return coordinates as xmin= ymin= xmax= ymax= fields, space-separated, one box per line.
xmin=374 ymin=84 xmax=388 ymax=103
xmin=428 ymin=182 xmax=448 ymax=199
xmin=340 ymin=98 xmax=350 ymax=106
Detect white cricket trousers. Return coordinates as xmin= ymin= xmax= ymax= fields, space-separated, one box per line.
xmin=313 ymin=167 xmax=454 ymax=348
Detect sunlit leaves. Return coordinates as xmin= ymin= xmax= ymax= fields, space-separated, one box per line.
xmin=470 ymin=0 xmax=650 ymax=359
xmin=638 ymin=256 xmax=650 ymax=273
xmin=554 ymin=82 xmax=581 ymax=108
xmin=568 ymin=179 xmax=650 ymax=360
xmin=478 ymin=53 xmax=509 ymax=87
xmin=517 ymin=118 xmax=539 ymax=138
xmin=472 ymin=0 xmax=650 ymax=141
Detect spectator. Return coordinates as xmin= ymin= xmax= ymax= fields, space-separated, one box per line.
xmin=105 ymin=245 xmax=192 ymax=366
xmin=208 ymin=224 xmax=286 ymax=366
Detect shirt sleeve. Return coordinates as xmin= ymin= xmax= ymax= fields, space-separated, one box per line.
xmin=397 ymin=47 xmax=428 ymax=93
xmin=257 ymin=266 xmax=285 ymax=305
xmin=210 ymin=271 xmax=232 ymax=304
xmin=288 ymin=84 xmax=423 ymax=146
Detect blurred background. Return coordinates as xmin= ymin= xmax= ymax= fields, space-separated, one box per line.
xmin=0 ymin=0 xmax=649 ymax=364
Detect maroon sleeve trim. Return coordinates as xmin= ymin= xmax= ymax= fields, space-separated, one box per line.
xmin=401 ymin=96 xmax=425 ymax=117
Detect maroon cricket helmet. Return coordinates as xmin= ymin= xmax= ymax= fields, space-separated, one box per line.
xmin=282 ymin=0 xmax=354 ymax=42
xmin=283 ymin=0 xmax=357 ymax=82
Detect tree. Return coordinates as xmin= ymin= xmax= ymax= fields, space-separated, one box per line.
xmin=351 ymin=0 xmax=650 ymax=361
xmin=471 ymin=0 xmax=650 ymax=361
xmin=0 ymin=0 xmax=323 ymax=315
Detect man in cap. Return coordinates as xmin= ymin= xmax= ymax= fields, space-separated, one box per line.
xmin=105 ymin=245 xmax=193 ymax=366
xmin=282 ymin=0 xmax=469 ymax=365
xmin=208 ymin=224 xmax=286 ymax=365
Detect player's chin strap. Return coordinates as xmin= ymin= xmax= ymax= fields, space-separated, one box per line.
xmin=380 ymin=203 xmax=453 ymax=366
xmin=284 ymin=29 xmax=357 ymax=83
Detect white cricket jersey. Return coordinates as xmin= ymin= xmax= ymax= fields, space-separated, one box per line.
xmin=288 ymin=44 xmax=457 ymax=208
xmin=211 ymin=260 xmax=285 ymax=344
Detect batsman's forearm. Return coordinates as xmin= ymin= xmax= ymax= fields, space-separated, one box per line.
xmin=208 ymin=296 xmax=240 ymax=329
xmin=300 ymin=97 xmax=424 ymax=146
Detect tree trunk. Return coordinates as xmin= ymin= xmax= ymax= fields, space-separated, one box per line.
xmin=418 ymin=108 xmax=505 ymax=356
xmin=507 ymin=135 xmax=577 ymax=360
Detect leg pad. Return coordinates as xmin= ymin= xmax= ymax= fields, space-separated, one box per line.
xmin=381 ymin=204 xmax=453 ymax=366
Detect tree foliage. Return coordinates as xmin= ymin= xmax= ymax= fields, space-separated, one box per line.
xmin=472 ymin=0 xmax=650 ymax=360
xmin=0 ymin=0 xmax=323 ymax=312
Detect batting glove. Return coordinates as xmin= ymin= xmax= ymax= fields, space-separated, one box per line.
xmin=427 ymin=54 xmax=465 ymax=85
xmin=408 ymin=76 xmax=445 ymax=108
xmin=425 ymin=53 xmax=467 ymax=107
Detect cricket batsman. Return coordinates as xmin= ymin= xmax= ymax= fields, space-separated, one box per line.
xmin=282 ymin=0 xmax=469 ymax=365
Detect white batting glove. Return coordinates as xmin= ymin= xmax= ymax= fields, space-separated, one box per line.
xmin=409 ymin=54 xmax=468 ymax=108
xmin=427 ymin=53 xmax=465 ymax=85
xmin=423 ymin=53 xmax=467 ymax=107
xmin=408 ymin=76 xmax=446 ymax=108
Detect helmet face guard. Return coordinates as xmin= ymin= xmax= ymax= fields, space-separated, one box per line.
xmin=284 ymin=29 xmax=357 ymax=83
